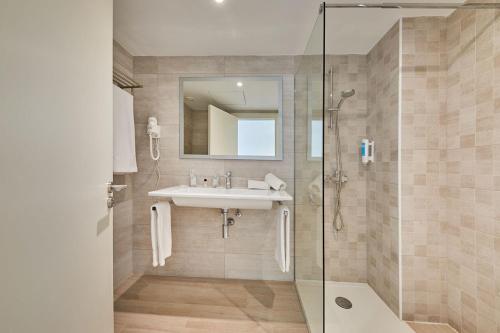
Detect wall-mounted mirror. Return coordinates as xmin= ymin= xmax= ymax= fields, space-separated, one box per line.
xmin=180 ymin=76 xmax=283 ymax=160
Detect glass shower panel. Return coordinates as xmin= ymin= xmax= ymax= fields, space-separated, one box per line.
xmin=294 ymin=6 xmax=325 ymax=333
xmin=320 ymin=3 xmax=500 ymax=333
xmin=322 ymin=7 xmax=403 ymax=332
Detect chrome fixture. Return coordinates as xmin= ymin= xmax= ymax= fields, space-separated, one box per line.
xmin=328 ymin=67 xmax=335 ymax=129
xmin=113 ymin=67 xmax=143 ymax=90
xmin=322 ymin=2 xmax=500 ymax=10
xmin=221 ymin=209 xmax=235 ymax=239
xmin=332 ymin=87 xmax=355 ymax=233
xmin=106 ymin=181 xmax=128 ymax=208
xmin=327 ymin=67 xmax=356 ymax=128
xmin=224 ymin=171 xmax=232 ymax=189
xmin=337 ymin=89 xmax=356 ymax=110
xmin=327 ymin=67 xmax=356 ymax=233
xmin=335 ymin=297 xmax=353 ymax=309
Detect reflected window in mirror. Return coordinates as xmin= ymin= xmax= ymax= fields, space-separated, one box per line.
xmin=238 ymin=118 xmax=276 ymax=157
xmin=310 ymin=119 xmax=322 ymax=159
xmin=307 ymin=74 xmax=323 ymax=161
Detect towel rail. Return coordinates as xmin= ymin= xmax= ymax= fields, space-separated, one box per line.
xmin=113 ymin=67 xmax=143 ymax=90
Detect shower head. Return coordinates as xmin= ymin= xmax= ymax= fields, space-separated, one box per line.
xmin=336 ymin=89 xmax=356 ymax=109
xmin=341 ymin=89 xmax=355 ymax=98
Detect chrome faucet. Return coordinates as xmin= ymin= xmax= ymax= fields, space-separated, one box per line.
xmin=224 ymin=171 xmax=232 ymax=189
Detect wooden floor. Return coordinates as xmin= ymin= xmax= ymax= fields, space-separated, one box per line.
xmin=114 ymin=275 xmax=309 ymax=333
xmin=408 ymin=322 xmax=458 ymax=333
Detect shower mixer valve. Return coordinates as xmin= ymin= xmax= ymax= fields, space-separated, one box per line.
xmin=334 ymin=170 xmax=348 ymax=184
xmin=325 ymin=171 xmax=348 ymax=184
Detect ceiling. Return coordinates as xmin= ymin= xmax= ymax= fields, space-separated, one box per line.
xmin=183 ymin=78 xmax=280 ymax=112
xmin=114 ymin=0 xmax=461 ymax=56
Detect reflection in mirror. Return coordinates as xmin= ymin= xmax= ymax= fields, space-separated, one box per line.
xmin=308 ymin=74 xmax=323 ymax=160
xmin=181 ymin=77 xmax=283 ymax=160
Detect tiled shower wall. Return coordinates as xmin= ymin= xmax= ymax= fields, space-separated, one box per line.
xmin=401 ymin=17 xmax=448 ymax=322
xmin=324 ymin=55 xmax=368 ymax=283
xmin=445 ymin=7 xmax=500 ymax=332
xmin=112 ymin=41 xmax=135 ymax=289
xmin=294 ymin=54 xmax=368 ymax=283
xmin=302 ymin=10 xmax=500 ymax=325
xmin=295 ymin=26 xmax=397 ymax=303
xmin=366 ymin=22 xmax=401 ymax=316
xmin=131 ymin=56 xmax=295 ymax=281
xmin=401 ymin=7 xmax=500 ymax=331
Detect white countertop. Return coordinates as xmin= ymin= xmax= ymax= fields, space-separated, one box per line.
xmin=149 ymin=185 xmax=293 ymax=202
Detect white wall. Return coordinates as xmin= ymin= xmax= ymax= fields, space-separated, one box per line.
xmin=208 ymin=104 xmax=238 ymax=156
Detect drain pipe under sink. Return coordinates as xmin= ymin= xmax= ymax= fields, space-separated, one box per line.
xmin=221 ymin=209 xmax=235 ymax=239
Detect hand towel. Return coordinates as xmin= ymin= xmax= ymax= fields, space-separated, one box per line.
xmin=248 ymin=180 xmax=270 ymax=190
xmin=315 ymin=207 xmax=323 ymax=269
xmin=275 ymin=206 xmax=291 ymax=273
xmin=265 ymin=173 xmax=287 ymax=191
xmin=113 ymin=84 xmax=137 ymax=174
xmin=150 ymin=202 xmax=172 ymax=267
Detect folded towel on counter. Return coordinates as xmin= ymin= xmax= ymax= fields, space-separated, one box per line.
xmin=113 ymin=84 xmax=137 ymax=174
xmin=275 ymin=206 xmax=291 ymax=273
xmin=248 ymin=180 xmax=270 ymax=190
xmin=150 ymin=202 xmax=172 ymax=267
xmin=265 ymin=173 xmax=287 ymax=191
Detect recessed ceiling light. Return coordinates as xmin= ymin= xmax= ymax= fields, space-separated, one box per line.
xmin=236 ymin=81 xmax=243 ymax=87
xmin=214 ymin=0 xmax=224 ymax=3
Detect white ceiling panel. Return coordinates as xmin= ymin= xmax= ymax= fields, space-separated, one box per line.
xmin=114 ymin=0 xmax=462 ymax=56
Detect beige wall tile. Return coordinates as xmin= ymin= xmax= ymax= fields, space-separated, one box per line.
xmin=131 ymin=56 xmax=295 ymax=281
xmin=224 ymin=56 xmax=295 ymax=74
xmin=158 ymin=56 xmax=225 ymax=74
xmin=225 ymin=254 xmax=294 ymax=281
xmin=366 ymin=21 xmax=401 ymax=316
xmin=401 ymin=16 xmax=448 ymax=323
xmin=401 ymin=8 xmax=500 ymax=332
xmin=444 ymin=8 xmax=500 ymax=332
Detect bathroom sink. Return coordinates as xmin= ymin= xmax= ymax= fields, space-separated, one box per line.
xmin=149 ymin=185 xmax=293 ymax=210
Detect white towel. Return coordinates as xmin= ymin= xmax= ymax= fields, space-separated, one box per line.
xmin=248 ymin=180 xmax=270 ymax=190
xmin=265 ymin=173 xmax=287 ymax=191
xmin=275 ymin=206 xmax=291 ymax=273
xmin=150 ymin=202 xmax=172 ymax=267
xmin=315 ymin=207 xmax=323 ymax=269
xmin=113 ymin=84 xmax=137 ymax=174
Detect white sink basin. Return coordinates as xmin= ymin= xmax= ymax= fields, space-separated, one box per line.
xmin=149 ymin=185 xmax=293 ymax=210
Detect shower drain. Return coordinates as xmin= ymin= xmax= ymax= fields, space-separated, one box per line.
xmin=335 ymin=297 xmax=353 ymax=309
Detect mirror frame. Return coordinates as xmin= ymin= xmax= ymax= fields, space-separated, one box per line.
xmin=179 ymin=76 xmax=284 ymax=161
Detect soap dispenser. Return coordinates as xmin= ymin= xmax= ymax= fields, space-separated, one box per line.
xmin=212 ymin=175 xmax=220 ymax=188
xmin=189 ymin=169 xmax=197 ymax=187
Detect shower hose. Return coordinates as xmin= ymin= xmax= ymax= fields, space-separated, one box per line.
xmin=333 ymin=110 xmax=344 ymax=233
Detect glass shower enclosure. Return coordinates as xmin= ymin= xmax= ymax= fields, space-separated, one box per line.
xmin=294 ymin=6 xmax=325 ymax=333
xmin=294 ymin=2 xmax=500 ymax=333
